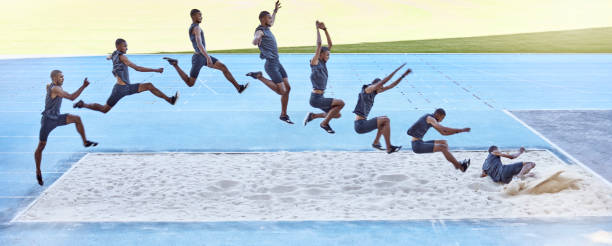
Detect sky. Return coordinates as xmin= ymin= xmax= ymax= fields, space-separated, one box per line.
xmin=1 ymin=0 xmax=611 ymax=54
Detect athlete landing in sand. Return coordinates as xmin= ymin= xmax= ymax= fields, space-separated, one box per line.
xmin=163 ymin=9 xmax=249 ymax=93
xmin=303 ymin=20 xmax=345 ymax=134
xmin=406 ymin=108 xmax=471 ymax=172
xmin=35 ymin=70 xmax=97 ymax=186
xmin=246 ymin=0 xmax=294 ymax=124
xmin=481 ymin=146 xmax=536 ymax=183
xmin=73 ymin=38 xmax=179 ymax=113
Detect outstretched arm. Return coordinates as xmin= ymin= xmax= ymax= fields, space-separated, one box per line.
xmin=427 ymin=116 xmax=470 ymax=136
xmin=120 ymin=55 xmax=163 ymax=73
xmin=270 ymin=0 xmax=281 ymax=26
xmin=377 ymin=68 xmax=411 ymax=93
xmin=51 ymin=78 xmax=89 ymax=101
xmin=492 ymin=147 xmax=525 ymax=159
xmin=364 ymin=63 xmax=405 ymax=94
xmin=311 ymin=21 xmax=323 ymax=66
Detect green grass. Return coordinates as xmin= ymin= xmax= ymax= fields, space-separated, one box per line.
xmin=159 ymin=27 xmax=612 ymax=54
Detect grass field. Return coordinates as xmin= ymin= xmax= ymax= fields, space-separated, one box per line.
xmin=200 ymin=27 xmax=612 ymax=53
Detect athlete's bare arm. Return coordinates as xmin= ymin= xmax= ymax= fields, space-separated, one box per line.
xmin=119 ymin=55 xmax=163 ymax=73
xmin=377 ymin=69 xmax=411 ymax=93
xmin=270 ymin=0 xmax=281 ymax=26
xmin=427 ymin=116 xmax=470 ymax=136
xmin=364 ymin=63 xmax=405 ymax=94
xmin=491 ymin=147 xmax=525 ymax=159
xmin=51 ymin=78 xmax=89 ymax=101
xmin=310 ymin=21 xmax=323 ymax=66
xmin=194 ymin=25 xmax=213 ymax=68
xmin=253 ymin=30 xmax=264 ymax=46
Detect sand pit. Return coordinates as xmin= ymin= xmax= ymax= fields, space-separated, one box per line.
xmin=15 ymin=150 xmax=612 ymax=222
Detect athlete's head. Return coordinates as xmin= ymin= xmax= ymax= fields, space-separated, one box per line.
xmin=433 ymin=108 xmax=446 ymax=122
xmin=259 ymin=11 xmax=272 ymax=26
xmin=320 ymin=46 xmax=330 ymax=62
xmin=50 ymin=70 xmax=64 ymax=85
xmin=115 ymin=38 xmax=127 ymax=53
xmin=190 ymin=9 xmax=202 ymax=23
xmin=488 ymin=145 xmax=498 ymax=153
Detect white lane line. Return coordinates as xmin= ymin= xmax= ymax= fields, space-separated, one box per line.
xmin=197 ymin=78 xmax=219 ymax=95
xmin=503 ymin=109 xmax=612 ymax=186
xmin=10 ymin=153 xmax=90 ymax=223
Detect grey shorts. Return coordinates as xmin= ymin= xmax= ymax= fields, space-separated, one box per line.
xmin=310 ymin=93 xmax=333 ymax=113
xmin=39 ymin=114 xmax=68 ymax=141
xmin=264 ymin=58 xmax=287 ymax=83
xmin=411 ymin=140 xmax=435 ymax=154
xmin=354 ymin=117 xmax=378 ymax=134
xmin=500 ymin=162 xmax=524 ymax=184
xmin=106 ymin=83 xmax=140 ymax=107
xmin=190 ymin=54 xmax=218 ymax=78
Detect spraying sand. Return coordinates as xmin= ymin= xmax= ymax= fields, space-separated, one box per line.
xmin=16 ymin=150 xmax=612 ymax=222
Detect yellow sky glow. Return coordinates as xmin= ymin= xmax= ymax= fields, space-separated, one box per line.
xmin=1 ymin=0 xmax=611 ymax=54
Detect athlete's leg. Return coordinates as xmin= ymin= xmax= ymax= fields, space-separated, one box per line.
xmin=138 ymin=82 xmax=177 ymax=104
xmin=320 ymin=99 xmax=344 ymax=126
xmin=518 ymin=162 xmax=536 ymax=178
xmin=33 ymin=141 xmax=46 ymax=185
xmin=64 ymin=114 xmax=88 ymax=145
xmin=212 ymin=61 xmax=241 ymax=90
xmin=280 ymin=78 xmax=290 ymax=117
xmin=79 ymin=102 xmax=112 ymax=113
xmin=374 ymin=116 xmax=391 ymax=148
xmin=433 ymin=140 xmax=462 ymax=169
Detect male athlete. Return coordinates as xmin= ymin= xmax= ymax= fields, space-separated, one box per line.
xmin=163 ymin=9 xmax=249 ymax=93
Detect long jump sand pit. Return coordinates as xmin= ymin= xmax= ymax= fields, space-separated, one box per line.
xmin=16 ymin=151 xmax=612 ymax=222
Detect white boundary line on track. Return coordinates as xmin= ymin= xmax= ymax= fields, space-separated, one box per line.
xmin=9 ymin=153 xmax=90 ymax=223
xmin=502 ymin=109 xmax=612 ymax=187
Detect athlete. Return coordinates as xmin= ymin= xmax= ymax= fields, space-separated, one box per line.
xmin=246 ymin=0 xmax=294 ymax=124
xmin=481 ymin=146 xmax=536 ymax=183
xmin=35 ymin=70 xmax=97 ymax=185
xmin=406 ymin=108 xmax=471 ymax=172
xmin=163 ymin=9 xmax=249 ymax=93
xmin=303 ymin=20 xmax=344 ymax=133
xmin=353 ymin=63 xmax=411 ymax=154
xmin=73 ymin=38 xmax=178 ymax=113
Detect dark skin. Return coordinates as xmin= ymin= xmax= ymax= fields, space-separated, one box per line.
xmin=35 ymin=72 xmax=92 ymax=185
xmin=165 ymin=11 xmax=244 ymax=91
xmin=308 ymin=20 xmax=344 ymax=127
xmin=411 ymin=112 xmax=470 ymax=170
xmin=355 ymin=63 xmax=411 ymax=151
xmin=80 ymin=41 xmax=175 ymax=113
xmin=481 ymin=147 xmax=535 ymax=178
xmin=251 ymin=0 xmax=290 ymax=118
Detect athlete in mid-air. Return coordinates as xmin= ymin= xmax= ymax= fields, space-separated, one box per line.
xmin=73 ymin=38 xmax=179 ymax=113
xmin=163 ymin=9 xmax=249 ymax=93
xmin=303 ymin=20 xmax=345 ymax=134
xmin=246 ymin=0 xmax=294 ymax=124
xmin=353 ymin=64 xmax=411 ymax=154
xmin=406 ymin=108 xmax=471 ymax=172
xmin=35 ymin=70 xmax=97 ymax=185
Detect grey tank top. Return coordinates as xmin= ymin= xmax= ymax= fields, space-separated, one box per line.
xmin=42 ymin=84 xmax=62 ymax=119
xmin=255 ymin=25 xmax=279 ymax=60
xmin=189 ymin=23 xmax=205 ymax=53
xmin=407 ymin=114 xmax=434 ymax=139
xmin=310 ymin=60 xmax=328 ymax=90
xmin=352 ymin=85 xmax=377 ymax=118
xmin=111 ymin=50 xmax=130 ymax=83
